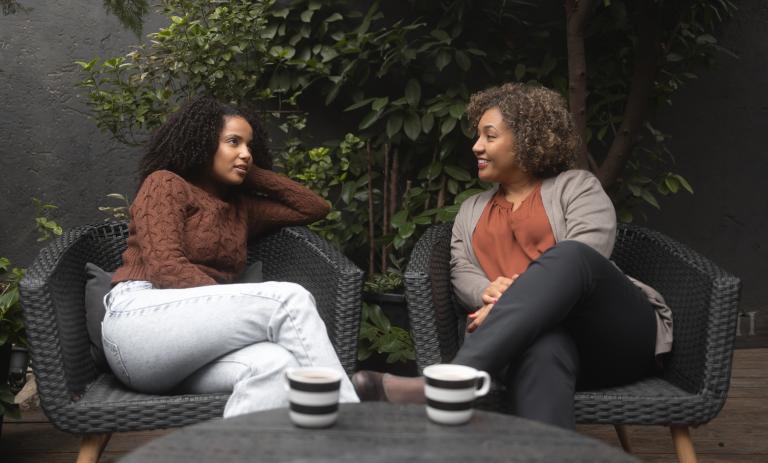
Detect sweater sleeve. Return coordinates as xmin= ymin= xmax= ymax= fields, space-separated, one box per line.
xmin=560 ymin=170 xmax=617 ymax=258
xmin=242 ymin=167 xmax=330 ymax=237
xmin=450 ymin=198 xmax=490 ymax=311
xmin=131 ymin=171 xmax=217 ymax=288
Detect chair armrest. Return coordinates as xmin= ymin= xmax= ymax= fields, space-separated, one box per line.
xmin=613 ymin=224 xmax=741 ymax=401
xmin=249 ymin=226 xmax=364 ymax=374
xmin=404 ymin=222 xmax=458 ymax=372
xmin=20 ymin=223 xmax=129 ymax=409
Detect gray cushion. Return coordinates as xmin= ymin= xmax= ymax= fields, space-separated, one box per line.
xmin=84 ymin=262 xmax=112 ymax=370
xmin=236 ymin=260 xmax=263 ymax=283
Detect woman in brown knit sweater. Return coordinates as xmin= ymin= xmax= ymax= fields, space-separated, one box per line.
xmin=102 ymin=97 xmax=358 ymax=417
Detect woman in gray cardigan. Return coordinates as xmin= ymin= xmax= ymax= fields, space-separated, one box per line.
xmin=352 ymin=83 xmax=672 ymax=429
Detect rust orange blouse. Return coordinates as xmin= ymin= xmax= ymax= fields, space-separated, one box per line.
xmin=471 ymin=183 xmax=556 ymax=281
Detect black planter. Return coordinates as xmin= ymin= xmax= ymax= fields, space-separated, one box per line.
xmin=359 ymin=292 xmax=418 ymax=377
xmin=8 ymin=346 xmax=28 ymax=393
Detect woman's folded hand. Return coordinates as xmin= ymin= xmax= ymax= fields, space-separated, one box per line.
xmin=481 ymin=275 xmax=517 ymax=305
xmin=467 ymin=303 xmax=494 ymax=333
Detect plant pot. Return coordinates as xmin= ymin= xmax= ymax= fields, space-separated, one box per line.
xmin=359 ymin=292 xmax=418 ymax=377
xmin=8 ymin=346 xmax=28 ymax=393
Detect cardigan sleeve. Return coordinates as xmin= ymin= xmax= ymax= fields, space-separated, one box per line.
xmin=450 ymin=197 xmax=491 ymax=311
xmin=559 ymin=170 xmax=616 ymax=258
xmin=131 ymin=171 xmax=217 ymax=288
xmin=242 ymin=167 xmax=330 ymax=238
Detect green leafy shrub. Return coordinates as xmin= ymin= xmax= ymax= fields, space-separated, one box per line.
xmin=0 ymin=199 xmax=61 ymax=418
xmin=0 ymin=258 xmax=24 ymax=419
xmin=77 ymin=0 xmax=734 ymax=272
xmin=77 ymin=0 xmax=735 ymax=364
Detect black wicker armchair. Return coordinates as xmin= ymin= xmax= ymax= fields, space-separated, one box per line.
xmin=19 ymin=222 xmax=363 ymax=463
xmin=404 ymin=222 xmax=740 ymax=463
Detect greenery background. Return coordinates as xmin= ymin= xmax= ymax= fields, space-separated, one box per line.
xmin=75 ymin=0 xmax=732 ymax=278
xmin=0 ymin=0 xmax=765 ymax=385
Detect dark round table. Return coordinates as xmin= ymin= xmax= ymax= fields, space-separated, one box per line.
xmin=119 ymin=403 xmax=639 ymax=462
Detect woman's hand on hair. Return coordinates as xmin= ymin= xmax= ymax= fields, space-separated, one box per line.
xmin=467 ymin=303 xmax=494 ymax=333
xmin=481 ymin=275 xmax=517 ymax=305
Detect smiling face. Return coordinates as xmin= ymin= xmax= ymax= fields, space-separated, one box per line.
xmin=209 ymin=115 xmax=253 ymax=187
xmin=472 ymin=107 xmax=521 ymax=184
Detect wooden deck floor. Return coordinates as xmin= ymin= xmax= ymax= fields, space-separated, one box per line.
xmin=2 ymin=348 xmax=766 ymax=462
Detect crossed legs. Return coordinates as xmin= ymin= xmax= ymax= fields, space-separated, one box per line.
xmin=102 ymin=280 xmax=359 ymax=417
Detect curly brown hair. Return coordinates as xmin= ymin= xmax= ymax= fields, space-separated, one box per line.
xmin=466 ymin=83 xmax=579 ymax=178
xmin=139 ymin=96 xmax=272 ymax=183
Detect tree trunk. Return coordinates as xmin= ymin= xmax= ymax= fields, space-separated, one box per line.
xmin=597 ymin=0 xmax=661 ymax=190
xmin=366 ymin=141 xmax=375 ymax=276
xmin=565 ymin=0 xmax=595 ymax=170
xmin=390 ymin=149 xmax=399 ymax=224
xmin=381 ymin=144 xmax=390 ymax=273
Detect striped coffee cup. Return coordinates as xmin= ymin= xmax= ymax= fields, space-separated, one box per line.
xmin=423 ymin=364 xmax=491 ymax=425
xmin=286 ymin=367 xmax=342 ymax=428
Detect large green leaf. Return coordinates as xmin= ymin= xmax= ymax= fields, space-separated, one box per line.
xmin=403 ymin=112 xmax=421 ymax=141
xmin=398 ymin=222 xmax=416 ymax=239
xmin=372 ymin=97 xmax=389 ymax=111
xmin=440 ymin=117 xmax=457 ymax=138
xmin=386 ymin=113 xmax=403 ymax=138
xmin=675 ymin=174 xmax=694 ymax=193
xmin=344 ymin=97 xmax=376 ymax=112
xmin=359 ymin=109 xmax=382 ymax=130
xmin=454 ymin=50 xmax=470 ymax=71
xmin=640 ymin=189 xmax=660 ymax=209
xmin=390 ymin=210 xmax=408 ymax=228
xmin=448 ymin=103 xmax=464 ymax=119
xmin=421 ymin=113 xmax=434 ymax=133
xmin=435 ymin=50 xmax=451 ymax=71
xmin=367 ymin=304 xmax=391 ymax=332
xmin=444 ymin=165 xmax=472 ymax=181
xmin=455 ymin=188 xmax=485 ymax=204
xmin=405 ymin=79 xmax=421 ymax=106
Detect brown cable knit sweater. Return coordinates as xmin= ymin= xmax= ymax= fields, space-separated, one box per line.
xmin=112 ymin=168 xmax=330 ymax=289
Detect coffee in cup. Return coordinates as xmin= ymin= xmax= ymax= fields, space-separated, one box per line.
xmin=423 ymin=364 xmax=491 ymax=425
xmin=286 ymin=367 xmax=342 ymax=428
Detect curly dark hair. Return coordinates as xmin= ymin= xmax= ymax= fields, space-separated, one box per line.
xmin=139 ymin=96 xmax=272 ymax=182
xmin=466 ymin=83 xmax=579 ymax=178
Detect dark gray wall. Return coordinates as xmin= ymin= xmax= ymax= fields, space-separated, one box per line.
xmin=0 ymin=1 xmax=161 ymax=267
xmin=646 ymin=0 xmax=768 ymax=345
xmin=0 ymin=1 xmax=765 ymax=343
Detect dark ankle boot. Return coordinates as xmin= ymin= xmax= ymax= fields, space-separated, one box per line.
xmin=351 ymin=371 xmax=388 ymax=402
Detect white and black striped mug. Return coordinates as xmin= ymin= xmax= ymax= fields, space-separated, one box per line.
xmin=285 ymin=367 xmax=342 ymax=428
xmin=423 ymin=364 xmax=491 ymax=425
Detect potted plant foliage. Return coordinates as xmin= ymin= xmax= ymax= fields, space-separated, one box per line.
xmin=358 ymin=272 xmax=417 ymax=376
xmin=0 ymin=257 xmax=25 ymax=435
xmin=0 ymin=199 xmax=62 ymax=436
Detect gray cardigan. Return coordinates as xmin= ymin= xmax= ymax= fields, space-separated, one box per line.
xmin=450 ymin=169 xmax=672 ymax=355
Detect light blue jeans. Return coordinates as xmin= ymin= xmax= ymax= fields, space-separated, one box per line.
xmin=101 ymin=280 xmax=359 ymax=418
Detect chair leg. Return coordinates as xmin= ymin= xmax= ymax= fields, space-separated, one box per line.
xmin=613 ymin=424 xmax=633 ymax=453
xmin=670 ymin=426 xmax=698 ymax=463
xmin=76 ymin=433 xmax=112 ymax=463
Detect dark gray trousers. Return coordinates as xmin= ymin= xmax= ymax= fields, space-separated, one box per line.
xmin=452 ymin=240 xmax=657 ymax=429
